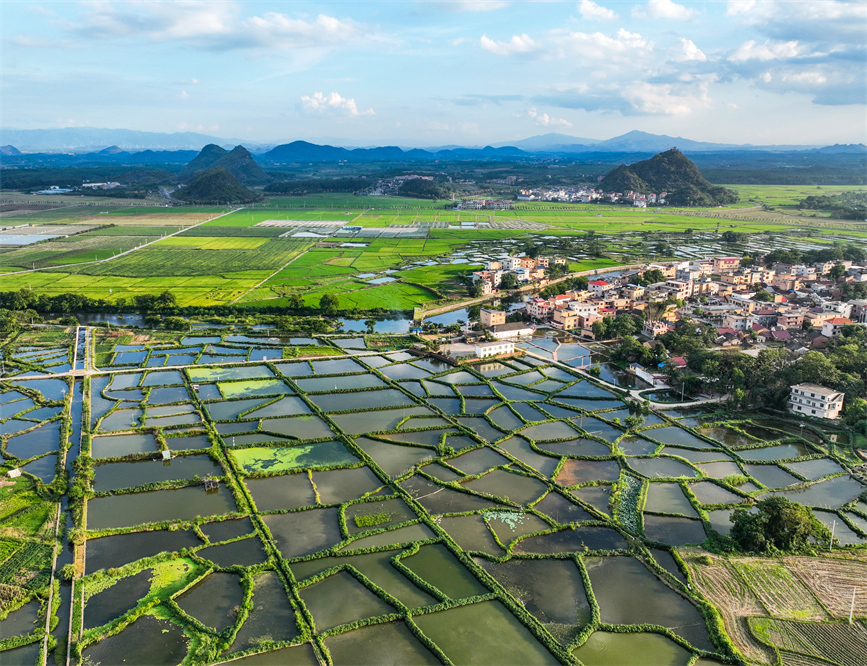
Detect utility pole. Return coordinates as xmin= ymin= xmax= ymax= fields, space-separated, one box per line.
xmin=849 ymin=587 xmax=856 ymax=624
xmin=829 ymin=519 xmax=836 ymax=551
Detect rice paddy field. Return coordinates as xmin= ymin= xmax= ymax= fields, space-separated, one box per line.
xmin=2 ymin=328 xmax=864 ymax=665
xmin=1 ymin=190 xmax=864 ymax=309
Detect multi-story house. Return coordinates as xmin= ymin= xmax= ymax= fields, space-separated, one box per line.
xmin=713 ymin=257 xmax=741 ymax=274
xmin=789 ymin=384 xmax=844 ymax=420
xmin=480 ymin=308 xmax=506 ymax=328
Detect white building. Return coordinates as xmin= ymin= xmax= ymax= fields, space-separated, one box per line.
xmin=474 ymin=340 xmax=515 ymax=359
xmin=789 ymin=383 xmax=845 ymax=420
xmin=489 ymin=322 xmax=534 ymax=339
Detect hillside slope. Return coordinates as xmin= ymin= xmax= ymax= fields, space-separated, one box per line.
xmin=173 ymin=167 xmax=263 ymax=204
xmin=599 ymin=148 xmax=738 ymax=206
xmin=181 ymin=144 xmax=271 ymax=185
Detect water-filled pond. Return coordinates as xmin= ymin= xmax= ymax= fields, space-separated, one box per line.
xmin=177 ymin=572 xmax=244 ymax=631
xmin=585 ymin=556 xmax=713 ymax=650
xmin=93 ymin=454 xmax=222 ymax=492
xmin=643 ymin=514 xmax=707 ymax=547
xmin=325 ymin=620 xmax=440 ymax=665
xmin=230 ymin=571 xmax=299 ymax=652
xmin=85 ymin=529 xmax=201 ymax=574
xmin=300 ymin=571 xmax=394 ymax=631
xmin=736 ymin=443 xmax=813 ymax=461
xmin=573 ymin=631 xmax=692 ymax=666
xmin=86 ymin=484 xmax=237 ymax=529
xmin=645 ymin=483 xmax=697 ymax=516
xmin=413 ymin=601 xmax=560 ymax=666
xmin=81 ymin=614 xmax=188 ymax=666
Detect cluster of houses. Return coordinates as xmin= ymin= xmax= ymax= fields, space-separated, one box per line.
xmin=507 ymin=254 xmax=867 ymax=347
xmin=363 ymin=174 xmax=433 ymax=196
xmin=517 ymin=186 xmax=666 ymax=207
xmin=453 ymin=252 xmax=865 ymax=419
xmin=453 ymin=199 xmax=515 ymax=211
xmin=471 ymin=255 xmax=567 ymax=295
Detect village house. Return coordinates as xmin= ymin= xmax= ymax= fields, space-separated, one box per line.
xmin=789 ymin=383 xmax=844 ymax=420
xmin=480 ymin=308 xmax=506 ymax=328
xmin=820 ymin=317 xmax=852 ymax=338
xmin=474 ymin=340 xmax=515 ymax=359
xmin=713 ymin=257 xmax=741 ymax=273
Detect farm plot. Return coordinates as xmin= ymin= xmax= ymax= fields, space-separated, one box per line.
xmin=733 ymin=559 xmax=828 ymax=620
xmin=786 ymin=556 xmax=867 ymax=618
xmin=687 ymin=556 xmax=776 ymax=664
xmin=76 ymin=239 xmax=311 ymax=277
xmin=749 ymin=617 xmax=867 ymax=666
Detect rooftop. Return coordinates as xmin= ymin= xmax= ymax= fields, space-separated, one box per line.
xmin=791 ymin=383 xmax=844 ymax=397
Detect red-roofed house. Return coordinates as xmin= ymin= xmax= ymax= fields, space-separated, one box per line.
xmin=588 ymin=279 xmax=612 ymax=296
xmin=821 ymin=317 xmax=852 ymax=338
xmin=669 ymin=356 xmax=687 ymax=369
xmin=713 ymin=257 xmax=741 ymax=273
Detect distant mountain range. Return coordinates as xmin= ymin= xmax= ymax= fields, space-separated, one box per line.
xmin=3 ymin=126 xmax=865 ymax=156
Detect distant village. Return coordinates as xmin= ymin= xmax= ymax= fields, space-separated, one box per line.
xmin=472 ymin=253 xmax=867 ymax=342
xmin=458 ymin=252 xmax=867 ymax=419
xmin=517 ymin=186 xmax=666 ymax=208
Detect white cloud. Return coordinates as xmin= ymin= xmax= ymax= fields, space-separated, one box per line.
xmin=622 ymin=80 xmax=710 ymax=115
xmin=725 ymin=0 xmax=866 ymax=43
xmin=178 ymin=90 xmax=190 ymax=100
xmin=435 ymin=1 xmax=510 ymax=11
xmin=729 ymin=39 xmax=803 ymax=62
xmin=177 ymin=122 xmax=219 ymax=132
xmin=480 ymin=33 xmax=540 ymax=56
xmin=633 ymin=0 xmax=697 ymax=21
xmin=782 ymin=70 xmax=828 ymax=85
xmin=671 ymin=38 xmax=706 ymax=61
xmin=59 ymin=2 xmax=369 ymax=51
xmin=528 ymin=107 xmax=573 ymax=127
xmin=577 ymin=0 xmax=617 ymax=21
xmin=299 ymin=92 xmax=374 ymax=117
xmin=725 ymin=102 xmax=739 ymax=110
xmin=551 ymin=28 xmax=652 ymax=63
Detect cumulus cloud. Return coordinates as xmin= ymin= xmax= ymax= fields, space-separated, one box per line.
xmin=551 ymin=28 xmax=652 ymax=64
xmin=535 ymin=72 xmax=713 ymax=116
xmin=633 ymin=0 xmax=697 ymax=21
xmin=57 ymin=2 xmax=368 ymax=51
xmin=577 ymin=0 xmax=617 ymax=21
xmin=729 ymin=39 xmax=803 ymax=62
xmin=480 ymin=33 xmax=540 ymax=56
xmin=725 ymin=0 xmax=866 ymax=43
xmin=434 ymin=0 xmax=510 ymax=11
xmin=670 ymin=38 xmax=706 ymax=62
xmin=299 ymin=92 xmax=374 ymax=117
xmin=622 ymin=80 xmax=710 ymax=114
xmin=528 ymin=107 xmax=573 ymax=127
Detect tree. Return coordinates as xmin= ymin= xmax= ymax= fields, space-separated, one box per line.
xmin=319 ymin=293 xmax=340 ymax=314
xmin=591 ymin=320 xmax=608 ymax=340
xmin=364 ymin=319 xmax=377 ymax=334
xmin=500 ymin=273 xmax=518 ymax=290
xmin=730 ymin=497 xmax=830 ymax=553
xmin=828 ymin=264 xmax=846 ymax=279
xmin=288 ymin=293 xmax=304 ymax=309
xmin=467 ymin=281 xmax=484 ymax=298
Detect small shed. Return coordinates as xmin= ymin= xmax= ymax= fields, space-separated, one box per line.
xmin=7 ymin=468 xmax=22 ymax=478
xmin=203 ymin=478 xmax=219 ymax=491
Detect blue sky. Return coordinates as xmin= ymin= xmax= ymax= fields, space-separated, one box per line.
xmin=2 ymin=0 xmax=865 ymax=146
